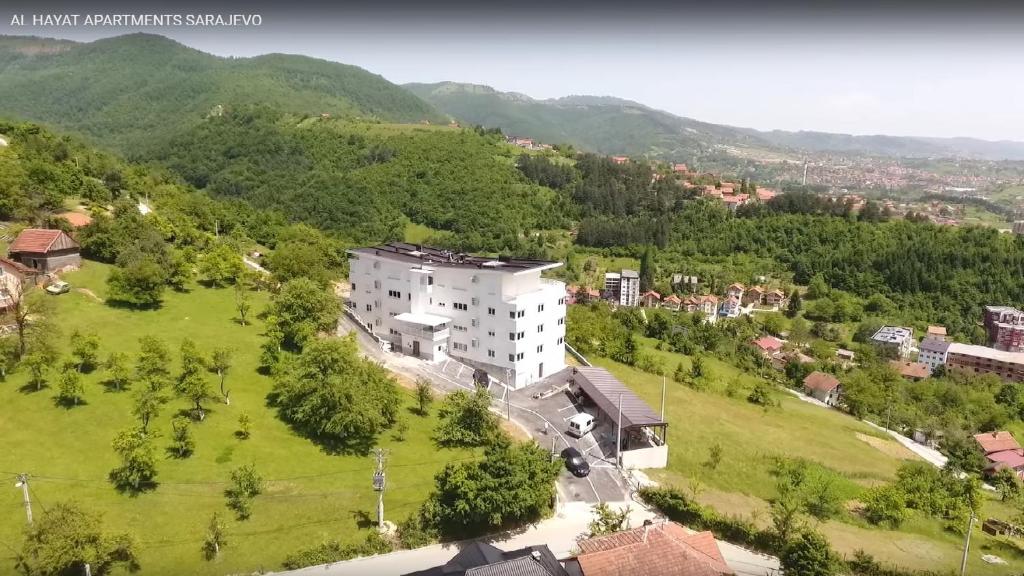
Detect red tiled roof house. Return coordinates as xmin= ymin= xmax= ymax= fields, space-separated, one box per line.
xmin=569 ymin=521 xmax=733 ymax=576
xmin=8 ymin=228 xmax=81 ymax=274
xmin=803 ymin=371 xmax=842 ymax=406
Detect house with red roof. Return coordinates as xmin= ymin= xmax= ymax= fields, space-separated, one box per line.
xmin=698 ymin=295 xmax=718 ymax=316
xmin=755 ymin=187 xmax=778 ymax=202
xmin=610 ymin=156 xmax=629 ymax=165
xmin=663 ymin=294 xmax=682 ymax=311
xmin=8 ymin=228 xmax=80 ymax=274
xmin=803 ymin=371 xmax=842 ymax=406
xmin=640 ymin=290 xmax=662 ymax=308
xmin=764 ymin=289 xmax=787 ymax=308
xmin=889 ymin=360 xmax=931 ymax=381
xmin=753 ymin=336 xmax=785 ymax=356
xmin=725 ymin=283 xmax=744 ymax=300
xmin=974 ymin=431 xmax=1024 ymax=478
xmin=567 ymin=521 xmax=733 ymax=576
xmin=742 ymin=286 xmax=765 ymax=306
xmin=974 ymin=431 xmax=1021 ymax=455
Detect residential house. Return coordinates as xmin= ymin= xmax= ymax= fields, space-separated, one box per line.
xmin=0 ymin=257 xmax=36 ymax=310
xmin=725 ymin=283 xmax=744 ymax=300
xmin=870 ymin=326 xmax=915 ymax=359
xmin=753 ymin=336 xmax=784 ymax=356
xmin=719 ymin=296 xmax=742 ymax=318
xmin=698 ymin=295 xmax=719 ymax=317
xmin=8 ymin=228 xmax=81 ymax=274
xmin=671 ymin=274 xmax=699 ymax=293
xmin=918 ymin=337 xmax=950 ymax=374
xmin=983 ymin=306 xmax=1024 ymax=352
xmin=973 ymin=431 xmax=1024 ymax=479
xmin=890 ymin=360 xmax=931 ymax=381
xmin=404 ymin=541 xmax=569 ymax=576
xmin=640 ymin=290 xmax=661 ymax=308
xmin=836 ymin=348 xmax=855 ymax=363
xmin=721 ymin=193 xmax=749 ymax=212
xmin=610 ymin=156 xmax=629 ymax=165
xmin=603 ymin=272 xmax=621 ymax=302
xmin=764 ymin=289 xmax=787 ymax=309
xmin=566 ymin=285 xmax=581 ymax=305
xmin=926 ymin=325 xmax=948 ymax=341
xmin=347 ymin=243 xmax=566 ymax=389
xmin=742 ymin=286 xmax=765 ymax=306
xmin=662 ymin=294 xmax=682 ymax=311
xmin=681 ymin=295 xmax=700 ymax=313
xmin=567 ymin=521 xmax=733 ymax=576
xmin=945 ymin=343 xmax=1024 ymax=383
xmin=672 ymin=163 xmax=689 ymax=174
xmin=755 ymin=187 xmax=778 ymax=202
xmin=803 ymin=371 xmax=842 ymax=406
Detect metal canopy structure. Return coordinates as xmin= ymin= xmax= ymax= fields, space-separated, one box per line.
xmin=571 ymin=367 xmax=666 ymax=430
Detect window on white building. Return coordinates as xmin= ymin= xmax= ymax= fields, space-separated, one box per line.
xmin=453 ymin=342 xmax=468 ymax=352
xmin=558 ymin=317 xmax=565 ymax=325
xmin=351 ymin=282 xmax=356 ymax=290
xmin=471 ymin=297 xmax=479 ymax=306
xmin=537 ymin=324 xmax=544 ymax=333
xmin=365 ymin=304 xmax=372 ymax=312
xmin=454 ymin=302 xmax=468 ymax=311
xmin=537 ymin=344 xmax=543 ymax=353
xmin=558 ymin=297 xmax=565 ymax=305
xmin=516 ymin=352 xmax=524 ymax=360
xmin=509 ymin=332 xmax=515 ymax=341
xmin=488 ymin=330 xmax=495 ymax=337
xmin=488 ymin=307 xmax=495 ymax=315
xmin=374 ymin=280 xmax=381 ymax=288
xmin=538 ymin=304 xmax=544 ymax=312
xmin=508 ymin=354 xmax=515 ymax=362
xmin=388 ymin=290 xmax=401 ymax=299
xmin=557 ymin=337 xmax=564 ymax=345
xmin=488 ymin=349 xmax=495 ymax=358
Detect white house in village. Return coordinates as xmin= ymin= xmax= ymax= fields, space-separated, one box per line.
xmin=347 ymin=243 xmax=567 ymax=389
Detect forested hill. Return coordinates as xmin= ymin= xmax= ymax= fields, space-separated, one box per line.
xmin=408 ymin=81 xmax=1024 ymax=162
xmin=405 ymin=81 xmax=775 ymax=166
xmin=0 ymin=33 xmax=445 ymax=151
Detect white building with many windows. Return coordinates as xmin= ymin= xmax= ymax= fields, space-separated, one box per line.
xmin=347 ymin=243 xmax=567 ymax=389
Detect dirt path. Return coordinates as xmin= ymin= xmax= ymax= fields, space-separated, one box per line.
xmin=75 ymin=287 xmax=103 ymax=302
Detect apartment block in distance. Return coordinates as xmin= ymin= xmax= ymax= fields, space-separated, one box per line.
xmin=983 ymin=306 xmax=1024 ymax=353
xmin=347 ymin=243 xmax=567 ymax=389
xmin=603 ymin=269 xmax=640 ymax=307
xmin=945 ymin=343 xmax=1024 ymax=383
xmin=870 ymin=326 xmax=915 ymax=359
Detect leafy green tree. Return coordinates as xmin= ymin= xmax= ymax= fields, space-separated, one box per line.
xmin=672 ymin=361 xmax=686 ymax=384
xmin=199 ymin=242 xmax=245 ymax=287
xmin=210 ymin=347 xmax=233 ymax=404
xmin=202 ymin=512 xmax=227 ymax=560
xmin=23 ymin=351 xmax=52 ymax=391
xmin=109 ymin=426 xmax=157 ymax=493
xmin=705 ymin=442 xmax=723 ymax=470
xmin=104 ymin=351 xmax=131 ymax=391
xmin=268 ymin=278 xmax=341 ymax=349
xmin=270 ymin=336 xmax=400 ymax=452
xmin=785 ymin=290 xmax=802 ymax=318
xmin=267 ymin=237 xmax=337 ymax=287
xmin=234 ymin=283 xmax=252 ymax=326
xmin=415 ymin=378 xmax=434 ymax=416
xmin=225 ymin=464 xmax=263 ymax=520
xmin=434 ymin=388 xmax=499 ymax=448
xmin=170 ymin=416 xmax=195 ymax=458
xmin=179 ymin=338 xmax=206 ymax=382
xmin=56 ymin=364 xmax=85 ymax=406
xmin=747 ymin=381 xmax=775 ymax=407
xmin=941 ymin=433 xmax=987 ymax=475
xmin=806 ymin=274 xmax=830 ymax=300
xmin=15 ymin=502 xmax=139 ymax=576
xmin=106 ymin=255 xmax=166 ymax=307
xmin=237 ymin=412 xmax=252 ymax=440
xmin=780 ymin=530 xmax=838 ymax=576
xmin=588 ymin=502 xmax=632 ymax=536
xmin=136 ymin=335 xmax=171 ymax=388
xmin=992 ymin=467 xmax=1022 ymax=502
xmin=862 ymin=485 xmax=908 ymax=528
xmin=131 ymin=386 xmax=166 ymax=432
xmin=789 ymin=316 xmax=810 ymax=346
xmin=69 ymin=329 xmax=101 ymax=372
xmin=178 ymin=370 xmax=213 ymax=421
xmin=0 ymin=335 xmax=18 ymax=378
xmin=429 ymin=437 xmax=561 ymax=537
xmin=639 ymin=246 xmax=655 ymax=292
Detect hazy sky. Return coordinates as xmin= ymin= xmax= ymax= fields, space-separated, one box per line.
xmin=3 ymin=1 xmax=1023 ymax=141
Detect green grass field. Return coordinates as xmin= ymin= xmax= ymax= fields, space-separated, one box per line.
xmin=594 ymin=338 xmax=1023 ymax=574
xmin=0 ymin=263 xmax=472 ymax=575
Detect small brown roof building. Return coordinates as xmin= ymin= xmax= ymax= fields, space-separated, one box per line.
xmin=804 ymin=371 xmax=840 ymax=393
xmin=8 ymin=228 xmax=81 ymax=274
xmin=889 ymin=360 xmax=931 ymax=381
xmin=570 ymin=521 xmax=732 ymax=576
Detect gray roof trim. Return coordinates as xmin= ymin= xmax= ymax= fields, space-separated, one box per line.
xmin=572 ymin=367 xmax=666 ymax=429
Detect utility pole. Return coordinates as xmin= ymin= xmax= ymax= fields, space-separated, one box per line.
xmin=615 ymin=393 xmax=623 ymax=470
xmin=15 ymin=473 xmax=32 ymax=525
xmin=802 ymin=160 xmax=808 ymax=186
xmin=372 ymin=449 xmax=387 ymax=530
xmin=960 ymin=512 xmax=976 ymax=576
xmin=660 ymin=375 xmax=666 ymax=422
xmin=550 ymin=436 xmax=557 ymax=462
xmin=505 ymin=368 xmax=512 ymax=420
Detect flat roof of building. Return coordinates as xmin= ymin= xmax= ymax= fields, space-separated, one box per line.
xmin=394 ymin=312 xmax=451 ymax=327
xmin=948 ymin=343 xmax=1024 ymax=364
xmin=871 ymin=326 xmax=913 ymax=343
xmin=349 ymin=242 xmax=561 ymax=274
xmin=571 ymin=367 xmax=665 ymax=430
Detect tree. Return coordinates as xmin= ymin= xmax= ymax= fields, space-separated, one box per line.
xmin=6 ymin=282 xmax=52 ymax=357
xmin=199 ymin=242 xmax=245 ymax=287
xmin=780 ymin=530 xmax=838 ymax=576
xmin=690 ymin=355 xmax=705 ymax=380
xmin=270 ymin=336 xmax=400 ymax=453
xmin=237 ymin=412 xmax=251 ymax=440
xmin=673 ymin=361 xmax=686 ymax=384
xmin=136 ymin=335 xmax=171 ymax=389
xmin=992 ymin=467 xmax=1022 ymax=502
xmin=862 ymin=485 xmax=908 ymax=528
xmin=131 ymin=386 xmax=165 ymax=432
xmin=0 ymin=335 xmax=18 ymax=378
xmin=106 ymin=255 xmax=166 ymax=306
xmin=202 ymin=512 xmax=227 ymax=560
xmin=15 ymin=502 xmax=139 ymax=576
xmin=268 ymin=278 xmax=341 ymax=349
xmin=705 ymin=442 xmax=723 ymax=470
xmin=415 ymin=378 xmax=434 ymax=416
xmin=23 ymin=351 xmax=52 ymax=391
xmin=56 ymin=364 xmax=85 ymax=406
xmin=109 ymin=426 xmax=157 ymax=493
xmin=178 ymin=370 xmax=213 ymax=421
xmin=225 ymin=464 xmax=263 ymax=520
xmin=588 ymin=502 xmax=631 ymax=536
xmin=639 ymin=246 xmax=655 ymax=292
xmin=70 ymin=329 xmax=101 ymax=372
xmin=429 ymin=437 xmax=561 ymax=537
xmin=789 ymin=316 xmax=810 ymax=346
xmin=806 ymin=274 xmax=830 ymax=300
xmin=785 ymin=290 xmax=802 ymax=318
xmin=234 ymin=283 xmax=252 ymax=326
xmin=434 ymin=388 xmax=499 ymax=447
xmin=747 ymin=381 xmax=776 ymax=407
xmin=179 ymin=338 xmax=205 ymax=382
xmin=210 ymin=347 xmax=233 ymax=404
xmin=941 ymin=433 xmax=987 ymax=475
xmin=104 ymin=351 xmax=131 ymax=391
xmin=170 ymin=416 xmax=195 ymax=458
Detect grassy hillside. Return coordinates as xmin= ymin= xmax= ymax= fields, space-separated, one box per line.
xmin=0 ymin=33 xmax=445 ymax=151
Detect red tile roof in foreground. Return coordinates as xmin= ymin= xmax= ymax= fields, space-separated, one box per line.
xmin=986 ymin=449 xmax=1024 ymax=469
xmin=974 ymin=431 xmax=1021 ymax=455
xmin=9 ymin=228 xmax=78 ymax=254
xmin=576 ymin=522 xmax=731 ymax=576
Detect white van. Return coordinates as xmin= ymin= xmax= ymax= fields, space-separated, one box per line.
xmin=567 ymin=412 xmax=595 ymax=438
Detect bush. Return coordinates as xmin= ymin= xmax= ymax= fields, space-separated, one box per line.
xmin=861 ymin=485 xmax=908 ymax=528
xmin=282 ymin=531 xmax=392 ymax=569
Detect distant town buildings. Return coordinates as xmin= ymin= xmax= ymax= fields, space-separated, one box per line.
xmin=870 ymin=326 xmax=915 ymax=359
xmin=984 ymin=306 xmax=1024 ymax=352
xmin=604 ymin=270 xmax=640 ymax=307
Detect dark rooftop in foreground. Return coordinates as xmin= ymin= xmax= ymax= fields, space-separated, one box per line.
xmin=349 ymin=242 xmax=561 ymax=273
xmin=571 ymin=367 xmax=666 ymax=430
xmin=403 ymin=542 xmax=568 ymax=576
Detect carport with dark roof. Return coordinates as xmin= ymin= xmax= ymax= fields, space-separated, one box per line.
xmin=569 ymin=366 xmax=667 ymax=453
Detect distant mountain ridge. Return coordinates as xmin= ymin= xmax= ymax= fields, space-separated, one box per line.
xmin=0 ymin=33 xmax=445 ymax=151
xmin=406 ymin=81 xmax=1024 ymax=162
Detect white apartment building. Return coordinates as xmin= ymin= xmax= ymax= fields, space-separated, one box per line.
xmin=347 ymin=243 xmax=567 ymax=389
xmin=603 ymin=269 xmax=640 ymax=307
xmin=871 ymin=326 xmax=915 ymax=359
xmin=918 ymin=337 xmax=950 ymax=374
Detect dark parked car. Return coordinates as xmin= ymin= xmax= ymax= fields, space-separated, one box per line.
xmin=560 ymin=447 xmax=591 ymax=477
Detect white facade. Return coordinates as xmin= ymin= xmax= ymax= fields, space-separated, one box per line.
xmin=918 ymin=338 xmax=950 ymax=374
xmin=619 ymin=270 xmax=640 ymax=307
xmin=871 ymin=326 xmax=915 ymax=359
xmin=347 ymin=245 xmax=567 ymax=389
